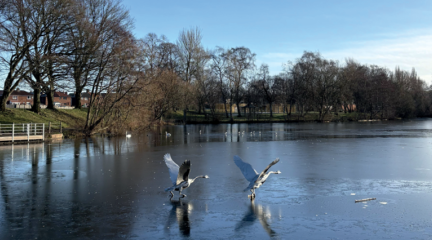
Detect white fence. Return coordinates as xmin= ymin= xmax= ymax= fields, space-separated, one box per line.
xmin=6 ymin=104 xmax=74 ymax=109
xmin=0 ymin=123 xmax=45 ymax=143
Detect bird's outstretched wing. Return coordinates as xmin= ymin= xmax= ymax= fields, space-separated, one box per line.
xmin=234 ymin=155 xmax=258 ymax=182
xmin=257 ymin=158 xmax=280 ymax=180
xmin=177 ymin=160 xmax=191 ymax=185
xmin=164 ymin=153 xmax=179 ymax=185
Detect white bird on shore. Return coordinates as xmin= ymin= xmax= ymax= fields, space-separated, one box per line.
xmin=126 ymin=131 xmax=131 ymax=138
xmin=164 ymin=154 xmax=209 ymax=198
xmin=166 ymin=131 xmax=171 ymax=137
xmin=233 ymin=155 xmax=281 ymax=200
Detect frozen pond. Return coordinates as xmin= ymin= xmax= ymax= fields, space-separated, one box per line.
xmin=1 ymin=120 xmax=432 ymax=239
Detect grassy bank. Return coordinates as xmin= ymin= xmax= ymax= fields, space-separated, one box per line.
xmin=0 ymin=108 xmax=88 ymax=129
xmin=0 ymin=108 xmax=401 ymax=137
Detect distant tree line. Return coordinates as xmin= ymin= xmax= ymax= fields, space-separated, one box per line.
xmin=1 ymin=0 xmax=431 ymax=135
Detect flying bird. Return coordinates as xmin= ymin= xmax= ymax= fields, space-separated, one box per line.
xmin=164 ymin=153 xmax=209 ymax=198
xmin=233 ymin=155 xmax=281 ymax=200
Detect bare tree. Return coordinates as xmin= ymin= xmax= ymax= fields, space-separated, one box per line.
xmin=289 ymin=51 xmax=317 ymax=117
xmin=253 ymin=64 xmax=277 ymax=117
xmin=244 ymin=80 xmax=262 ymax=120
xmin=23 ymin=0 xmax=75 ymax=111
xmin=312 ymin=57 xmax=340 ymax=121
xmin=82 ymin=28 xmax=141 ymax=135
xmin=138 ymin=70 xmax=181 ymax=125
xmin=176 ymin=27 xmax=204 ymax=123
xmin=210 ymin=47 xmax=229 ymax=118
xmin=338 ymin=59 xmax=361 ymax=113
xmin=176 ymin=27 xmax=203 ymax=83
xmin=67 ymin=0 xmax=132 ymax=109
xmin=157 ymin=41 xmax=179 ymax=73
xmin=0 ymin=0 xmax=55 ymax=111
xmin=224 ymin=47 xmax=255 ymax=119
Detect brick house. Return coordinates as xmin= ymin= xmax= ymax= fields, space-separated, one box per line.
xmin=0 ymin=88 xmax=34 ymax=106
xmin=40 ymin=91 xmax=71 ymax=107
xmin=69 ymin=89 xmax=91 ymax=107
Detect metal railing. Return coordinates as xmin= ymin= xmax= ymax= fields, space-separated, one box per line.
xmin=0 ymin=123 xmax=45 ymax=142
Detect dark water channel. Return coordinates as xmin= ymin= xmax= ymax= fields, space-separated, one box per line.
xmin=1 ymin=120 xmax=432 ymax=239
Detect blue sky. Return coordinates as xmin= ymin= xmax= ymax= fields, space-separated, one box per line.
xmin=122 ymin=0 xmax=432 ymax=84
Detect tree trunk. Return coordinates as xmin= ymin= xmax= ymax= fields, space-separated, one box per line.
xmin=202 ymin=103 xmax=207 ymax=119
xmin=47 ymin=89 xmax=55 ymax=109
xmin=223 ymin=100 xmax=229 ymax=118
xmin=236 ymin=101 xmax=242 ymax=117
xmin=269 ymin=102 xmax=273 ymax=118
xmin=32 ymin=88 xmax=41 ymax=113
xmin=229 ymin=100 xmax=233 ymax=122
xmin=197 ymin=102 xmax=202 ymax=114
xmin=183 ymin=108 xmax=187 ymax=125
xmin=75 ymin=90 xmax=82 ymax=109
xmin=289 ymin=103 xmax=293 ymax=115
xmin=0 ymin=89 xmax=12 ymax=111
xmin=1 ymin=72 xmax=24 ymax=111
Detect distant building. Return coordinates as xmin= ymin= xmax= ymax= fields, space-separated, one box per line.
xmin=69 ymin=89 xmax=91 ymax=107
xmin=40 ymin=91 xmax=71 ymax=107
xmin=0 ymin=88 xmax=34 ymax=106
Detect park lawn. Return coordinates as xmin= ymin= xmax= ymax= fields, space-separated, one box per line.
xmin=0 ymin=108 xmax=88 ymax=128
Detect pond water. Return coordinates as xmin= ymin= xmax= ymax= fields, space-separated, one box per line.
xmin=1 ymin=120 xmax=432 ymax=239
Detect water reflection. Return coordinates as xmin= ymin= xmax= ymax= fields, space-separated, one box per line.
xmin=165 ymin=199 xmax=193 ymax=237
xmin=2 ymin=121 xmax=430 ymax=163
xmin=0 ymin=120 xmax=432 ymax=239
xmin=235 ymin=201 xmax=278 ymax=238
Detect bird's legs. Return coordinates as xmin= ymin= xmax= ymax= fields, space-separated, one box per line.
xmin=179 ymin=188 xmax=186 ymax=198
xmin=169 ymin=191 xmax=174 ymax=199
xmin=248 ymin=189 xmax=256 ymax=200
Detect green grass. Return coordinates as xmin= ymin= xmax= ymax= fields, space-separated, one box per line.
xmin=0 ymin=108 xmax=372 ymax=133
xmin=0 ymin=108 xmax=88 ymax=128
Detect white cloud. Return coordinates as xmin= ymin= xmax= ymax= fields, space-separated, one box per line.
xmin=325 ymin=34 xmax=432 ymax=83
xmin=261 ymin=32 xmax=432 ymax=84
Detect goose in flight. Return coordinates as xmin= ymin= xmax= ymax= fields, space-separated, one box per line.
xmin=233 ymin=155 xmax=281 ymax=200
xmin=164 ymin=153 xmax=209 ymax=198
